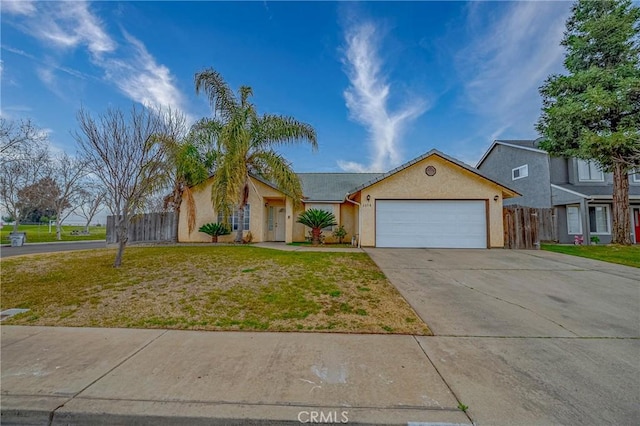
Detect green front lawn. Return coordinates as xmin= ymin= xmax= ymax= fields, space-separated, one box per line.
xmin=0 ymin=245 xmax=430 ymax=335
xmin=541 ymin=244 xmax=640 ymax=268
xmin=1 ymin=224 xmax=106 ymax=244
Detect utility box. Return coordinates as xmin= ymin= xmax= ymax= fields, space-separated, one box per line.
xmin=9 ymin=232 xmax=26 ymax=247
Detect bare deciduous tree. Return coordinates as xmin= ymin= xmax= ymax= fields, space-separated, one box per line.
xmin=50 ymin=153 xmax=91 ymax=240
xmin=74 ymin=105 xmax=179 ymax=267
xmin=76 ymin=182 xmax=107 ymax=232
xmin=0 ymin=118 xmax=51 ymax=232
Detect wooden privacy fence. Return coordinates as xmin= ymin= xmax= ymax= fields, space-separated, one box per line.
xmin=503 ymin=206 xmax=557 ymax=249
xmin=106 ymin=212 xmax=176 ymax=244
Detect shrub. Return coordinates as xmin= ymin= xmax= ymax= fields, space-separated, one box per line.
xmin=332 ymin=225 xmax=347 ymax=244
xmin=297 ymin=208 xmax=337 ymax=245
xmin=198 ymin=222 xmax=230 ymax=243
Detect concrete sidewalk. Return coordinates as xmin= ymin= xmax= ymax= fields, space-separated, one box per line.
xmin=1 ymin=326 xmax=471 ymax=425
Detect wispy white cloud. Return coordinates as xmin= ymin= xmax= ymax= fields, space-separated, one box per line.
xmin=339 ymin=21 xmax=427 ymax=172
xmin=100 ymin=31 xmax=189 ymax=118
xmin=456 ymin=1 xmax=572 ymax=162
xmin=25 ymin=1 xmax=115 ymax=57
xmin=2 ymin=0 xmax=36 ymax=16
xmin=5 ymin=1 xmax=189 ymax=118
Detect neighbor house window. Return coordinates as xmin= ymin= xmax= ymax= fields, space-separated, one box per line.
xmin=306 ymin=203 xmax=335 ymax=231
xmin=512 ymin=164 xmax=529 ymax=180
xmin=566 ymin=205 xmax=582 ymax=235
xmin=588 ymin=205 xmax=610 ymax=234
xmin=632 ymin=169 xmax=640 ymax=183
xmin=217 ymin=204 xmax=250 ymax=231
xmin=577 ymin=160 xmax=604 ymax=182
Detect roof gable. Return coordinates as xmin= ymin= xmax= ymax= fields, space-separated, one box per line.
xmin=476 ymin=139 xmax=548 ymax=168
xmin=348 ymin=149 xmax=520 ymax=197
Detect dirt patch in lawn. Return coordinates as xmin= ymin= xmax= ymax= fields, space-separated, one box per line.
xmin=1 ymin=245 xmax=430 ymax=335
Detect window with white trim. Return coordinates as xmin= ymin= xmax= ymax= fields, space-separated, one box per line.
xmin=588 ymin=205 xmax=610 ymax=234
xmin=217 ymin=204 xmax=250 ymax=231
xmin=577 ymin=160 xmax=604 ymax=182
xmin=512 ymin=164 xmax=529 ymax=180
xmin=306 ymin=203 xmax=336 ymax=231
xmin=632 ymin=169 xmax=640 ymax=183
xmin=566 ymin=205 xmax=582 ymax=235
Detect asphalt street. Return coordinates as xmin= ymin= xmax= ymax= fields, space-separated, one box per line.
xmin=0 ymin=241 xmax=107 ymax=258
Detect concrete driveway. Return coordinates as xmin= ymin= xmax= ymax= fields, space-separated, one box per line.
xmin=366 ymin=248 xmax=640 ymax=425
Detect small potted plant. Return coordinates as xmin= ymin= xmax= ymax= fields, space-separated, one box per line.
xmin=198 ymin=222 xmax=230 ymax=243
xmin=590 ymin=235 xmax=600 ymax=245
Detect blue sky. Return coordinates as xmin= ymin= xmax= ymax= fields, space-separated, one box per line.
xmin=1 ymin=1 xmax=573 ymax=172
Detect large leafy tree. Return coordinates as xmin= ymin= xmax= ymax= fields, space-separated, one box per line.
xmin=194 ymin=68 xmax=317 ymax=243
xmin=536 ymin=0 xmax=640 ymax=244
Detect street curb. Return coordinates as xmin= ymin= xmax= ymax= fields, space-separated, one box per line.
xmin=2 ymin=403 xmax=472 ymax=426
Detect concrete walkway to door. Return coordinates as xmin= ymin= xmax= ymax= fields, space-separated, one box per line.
xmin=365 ymin=248 xmax=640 ymax=425
xmin=253 ymin=242 xmax=363 ymax=252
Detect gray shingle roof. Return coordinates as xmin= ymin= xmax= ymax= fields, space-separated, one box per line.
xmin=553 ymin=183 xmax=640 ymax=197
xmin=298 ymin=173 xmax=382 ymax=202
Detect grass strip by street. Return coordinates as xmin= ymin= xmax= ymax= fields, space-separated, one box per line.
xmin=0 ymin=245 xmax=431 ymax=335
xmin=541 ymin=243 xmax=640 ymax=268
xmin=1 ymin=224 xmax=106 ymax=244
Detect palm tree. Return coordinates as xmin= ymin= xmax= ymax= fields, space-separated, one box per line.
xmin=296 ymin=208 xmax=337 ymax=245
xmin=194 ymin=68 xmax=317 ymax=243
xmin=163 ymin=137 xmax=216 ymax=240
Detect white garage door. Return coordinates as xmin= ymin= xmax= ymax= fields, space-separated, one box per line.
xmin=376 ymin=200 xmax=487 ymax=248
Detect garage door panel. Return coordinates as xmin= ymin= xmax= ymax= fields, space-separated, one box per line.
xmin=376 ymin=200 xmax=486 ymax=248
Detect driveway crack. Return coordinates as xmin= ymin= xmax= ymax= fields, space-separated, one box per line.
xmin=412 ymin=335 xmax=475 ymax=425
xmin=47 ymin=329 xmax=169 ymax=426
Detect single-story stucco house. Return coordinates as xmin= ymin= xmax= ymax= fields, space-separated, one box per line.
xmin=178 ymin=149 xmax=519 ymax=248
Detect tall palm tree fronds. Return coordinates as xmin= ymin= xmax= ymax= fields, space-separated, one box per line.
xmin=194 ymin=67 xmax=318 ymax=243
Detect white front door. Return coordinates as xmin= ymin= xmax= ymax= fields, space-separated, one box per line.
xmin=275 ymin=207 xmax=286 ymax=241
xmin=375 ymin=200 xmax=487 ymax=248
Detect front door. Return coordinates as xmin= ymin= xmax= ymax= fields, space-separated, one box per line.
xmin=634 ymin=208 xmax=640 ymax=244
xmin=275 ymin=207 xmax=286 ymax=241
xmin=267 ymin=205 xmax=286 ymax=241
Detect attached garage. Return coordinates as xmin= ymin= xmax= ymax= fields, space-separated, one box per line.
xmin=346 ymin=150 xmax=520 ymax=248
xmin=376 ymin=200 xmax=487 ymax=248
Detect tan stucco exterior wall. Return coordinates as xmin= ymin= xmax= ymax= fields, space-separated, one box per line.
xmin=357 ymin=155 xmax=507 ymax=248
xmin=178 ymin=177 xmax=286 ymax=243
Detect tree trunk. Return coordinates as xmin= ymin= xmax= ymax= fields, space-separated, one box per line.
xmin=234 ymin=183 xmax=249 ymax=244
xmin=311 ymin=227 xmax=321 ymax=245
xmin=212 ymin=235 xmax=218 ymax=243
xmin=84 ymin=221 xmax=90 ymax=233
xmin=114 ymin=215 xmax=128 ymax=267
xmin=171 ymin=182 xmax=183 ymax=244
xmin=235 ymin=204 xmax=244 ymax=243
xmin=56 ymin=218 xmax=62 ymax=241
xmin=611 ymin=161 xmax=631 ymax=245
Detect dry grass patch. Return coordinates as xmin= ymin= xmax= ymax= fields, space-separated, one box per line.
xmin=1 ymin=246 xmax=430 ymax=335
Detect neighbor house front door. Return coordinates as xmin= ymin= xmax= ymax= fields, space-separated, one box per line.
xmin=634 ymin=208 xmax=640 ymax=244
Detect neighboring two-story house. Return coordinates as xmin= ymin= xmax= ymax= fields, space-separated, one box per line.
xmin=477 ymin=138 xmax=640 ymax=244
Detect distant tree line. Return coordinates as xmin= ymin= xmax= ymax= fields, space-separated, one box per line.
xmin=0 ymin=117 xmax=106 ymax=237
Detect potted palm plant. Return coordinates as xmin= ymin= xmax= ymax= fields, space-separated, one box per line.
xmin=296 ymin=209 xmax=337 ymax=246
xmin=198 ymin=222 xmax=230 ymax=243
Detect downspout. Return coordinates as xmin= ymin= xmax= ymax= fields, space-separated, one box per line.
xmin=345 ymin=194 xmax=361 ymax=248
xmin=581 ymin=197 xmax=590 ymax=245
